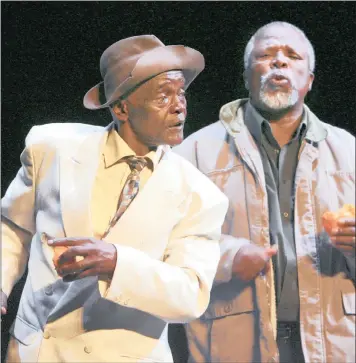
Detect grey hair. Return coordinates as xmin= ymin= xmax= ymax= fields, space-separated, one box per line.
xmin=243 ymin=21 xmax=315 ymax=73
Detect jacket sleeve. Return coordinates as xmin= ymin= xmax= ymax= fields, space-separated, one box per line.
xmin=173 ymin=137 xmax=249 ymax=287
xmin=1 ymin=128 xmax=38 ymax=297
xmin=213 ymin=234 xmax=250 ymax=285
xmin=103 ymin=173 xmax=229 ymax=323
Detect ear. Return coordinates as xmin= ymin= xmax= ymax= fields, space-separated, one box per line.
xmin=243 ymin=70 xmax=250 ymax=91
xmin=308 ymin=73 xmax=315 ymax=91
xmin=112 ymin=100 xmax=129 ymax=122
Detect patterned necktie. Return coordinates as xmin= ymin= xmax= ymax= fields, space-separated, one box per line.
xmin=101 ymin=156 xmax=148 ymax=239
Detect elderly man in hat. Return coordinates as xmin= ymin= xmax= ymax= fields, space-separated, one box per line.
xmin=1 ymin=35 xmax=228 ymax=362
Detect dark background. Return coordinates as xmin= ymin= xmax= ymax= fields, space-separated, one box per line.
xmin=1 ymin=1 xmax=355 ymax=362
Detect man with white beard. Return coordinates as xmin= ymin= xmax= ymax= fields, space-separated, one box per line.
xmin=174 ymin=22 xmax=355 ymax=362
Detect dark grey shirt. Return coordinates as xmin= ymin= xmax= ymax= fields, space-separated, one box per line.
xmin=245 ymin=102 xmax=308 ymax=322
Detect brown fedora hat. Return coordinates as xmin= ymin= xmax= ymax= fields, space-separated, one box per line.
xmin=83 ymin=35 xmax=205 ymax=110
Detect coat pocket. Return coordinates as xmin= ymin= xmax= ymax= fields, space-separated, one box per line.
xmin=202 ymin=282 xmax=255 ymax=319
xmin=9 ymin=316 xmax=39 ymax=346
xmin=342 ymin=291 xmax=356 ymax=315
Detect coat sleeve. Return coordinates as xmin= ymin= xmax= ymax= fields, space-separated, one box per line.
xmin=173 ymin=136 xmax=249 ymax=287
xmin=1 ymin=128 xmax=38 ymax=297
xmin=102 ymin=168 xmax=229 ymax=323
xmin=213 ymin=234 xmax=250 ymax=285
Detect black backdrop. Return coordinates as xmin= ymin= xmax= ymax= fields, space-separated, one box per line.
xmin=1 ymin=1 xmax=356 ymax=362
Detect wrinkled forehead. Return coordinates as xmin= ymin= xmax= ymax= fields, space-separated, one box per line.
xmin=151 ymin=70 xmax=186 ymax=84
xmin=254 ymin=26 xmax=308 ymax=53
xmin=126 ymin=70 xmax=186 ymax=101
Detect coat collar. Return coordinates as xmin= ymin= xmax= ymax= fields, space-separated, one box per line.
xmin=219 ymin=98 xmax=328 ymax=143
xmin=103 ymin=123 xmax=167 ymax=170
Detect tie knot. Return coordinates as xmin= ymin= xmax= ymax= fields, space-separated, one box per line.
xmin=125 ymin=156 xmax=148 ymax=172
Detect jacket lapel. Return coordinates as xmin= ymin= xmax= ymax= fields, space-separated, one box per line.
xmin=221 ymin=104 xmax=267 ymax=192
xmin=59 ymin=125 xmax=109 ymax=238
xmin=48 ymin=125 xmax=110 ymax=322
xmin=295 ymin=140 xmax=319 ymax=257
xmin=103 ymin=150 xmax=184 ymax=246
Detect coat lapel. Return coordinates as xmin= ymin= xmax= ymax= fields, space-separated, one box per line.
xmin=59 ymin=125 xmax=109 ymax=238
xmin=221 ymin=104 xmax=266 ymax=192
xmin=48 ymin=125 xmax=110 ymax=322
xmin=233 ymin=127 xmax=266 ymax=190
xmin=103 ymin=150 xmax=184 ymax=246
xmin=294 ymin=140 xmax=319 ymax=257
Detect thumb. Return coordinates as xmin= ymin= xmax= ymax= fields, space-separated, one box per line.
xmin=264 ymin=245 xmax=278 ymax=259
xmin=1 ymin=290 xmax=8 ymax=315
xmin=262 ymin=245 xmax=278 ymax=274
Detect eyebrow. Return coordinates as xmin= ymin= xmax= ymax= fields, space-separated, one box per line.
xmin=262 ymin=44 xmax=304 ymax=55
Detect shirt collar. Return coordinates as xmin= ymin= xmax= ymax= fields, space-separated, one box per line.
xmin=244 ymin=101 xmax=308 ymax=145
xmin=103 ymin=124 xmax=165 ymax=170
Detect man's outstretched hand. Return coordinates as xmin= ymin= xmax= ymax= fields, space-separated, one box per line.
xmin=232 ymin=244 xmax=278 ymax=281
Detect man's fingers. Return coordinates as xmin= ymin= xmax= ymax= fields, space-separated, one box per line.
xmin=58 ymin=246 xmax=89 ymax=265
xmin=63 ymin=268 xmax=95 ymax=282
xmin=48 ymin=237 xmax=89 ymax=247
xmin=334 ymin=245 xmax=355 ymax=256
xmin=1 ymin=291 xmax=8 ymax=315
xmin=337 ymin=218 xmax=356 ymax=227
xmin=331 ymin=227 xmax=355 ymax=236
xmin=264 ymin=245 xmax=278 ymax=259
xmin=57 ymin=255 xmax=97 ymax=277
xmin=333 ymin=242 xmax=355 ymax=251
xmin=330 ymin=236 xmax=356 ymax=245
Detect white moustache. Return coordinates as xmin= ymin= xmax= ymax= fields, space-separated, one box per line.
xmin=178 ymin=113 xmax=186 ymax=122
xmin=261 ymin=71 xmax=294 ymax=87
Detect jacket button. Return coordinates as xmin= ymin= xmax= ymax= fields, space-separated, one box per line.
xmin=43 ymin=331 xmax=51 ymax=339
xmin=224 ymin=304 xmax=232 ymax=313
xmin=45 ymin=286 xmax=53 ymax=296
xmin=84 ymin=346 xmax=92 ymax=354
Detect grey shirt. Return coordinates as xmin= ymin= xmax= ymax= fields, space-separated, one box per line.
xmin=245 ymin=102 xmax=308 ymax=322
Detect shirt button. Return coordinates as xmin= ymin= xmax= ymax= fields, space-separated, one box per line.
xmin=84 ymin=346 xmax=92 ymax=354
xmin=43 ymin=331 xmax=51 ymax=339
xmin=283 ymin=212 xmax=289 ymax=218
xmin=224 ymin=303 xmax=233 ymax=313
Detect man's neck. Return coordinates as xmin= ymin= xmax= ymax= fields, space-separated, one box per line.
xmin=255 ymin=103 xmax=304 ymax=147
xmin=115 ymin=121 xmax=155 ymax=156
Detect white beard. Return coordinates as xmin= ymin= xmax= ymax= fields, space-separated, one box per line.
xmin=259 ymin=88 xmax=299 ymax=110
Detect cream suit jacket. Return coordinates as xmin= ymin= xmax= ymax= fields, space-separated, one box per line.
xmin=1 ymin=122 xmax=228 ymax=363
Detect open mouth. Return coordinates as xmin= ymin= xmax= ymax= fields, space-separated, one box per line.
xmin=272 ymin=75 xmax=288 ymax=80
xmin=268 ymin=74 xmax=290 ymax=85
xmin=169 ymin=121 xmax=184 ymax=128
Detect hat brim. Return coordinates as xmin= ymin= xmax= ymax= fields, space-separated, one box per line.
xmin=83 ymin=45 xmax=205 ymax=110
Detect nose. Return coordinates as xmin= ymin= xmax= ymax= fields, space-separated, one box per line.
xmin=271 ymin=51 xmax=288 ymax=69
xmin=170 ymin=94 xmax=186 ymax=114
